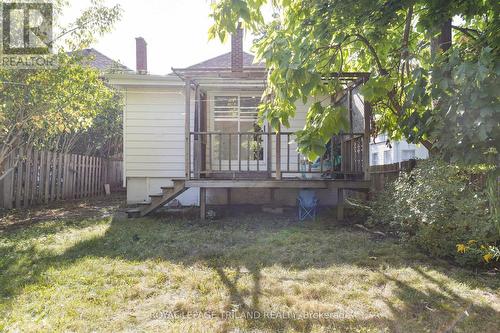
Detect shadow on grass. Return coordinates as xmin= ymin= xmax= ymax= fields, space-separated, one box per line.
xmin=1 ymin=211 xmax=499 ymax=332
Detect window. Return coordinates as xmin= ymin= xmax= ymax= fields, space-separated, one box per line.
xmin=383 ymin=150 xmax=391 ymax=164
xmin=372 ymin=152 xmax=379 ymax=165
xmin=214 ymin=96 xmax=259 ymax=120
xmin=213 ymin=96 xmax=263 ymax=161
xmin=402 ymin=149 xmax=416 ymax=161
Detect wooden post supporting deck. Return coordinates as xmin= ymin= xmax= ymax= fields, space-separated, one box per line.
xmin=337 ymin=187 xmax=344 ymax=220
xmin=200 ymin=187 xmax=206 ymax=220
xmin=185 ymin=78 xmax=191 ymax=180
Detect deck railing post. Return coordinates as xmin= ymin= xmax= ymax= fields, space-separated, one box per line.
xmin=218 ymin=133 xmax=222 ymax=171
xmin=194 ymin=85 xmax=201 ymax=179
xmin=340 ymin=134 xmax=346 ymax=174
xmin=275 ymin=125 xmax=281 ymax=180
xmin=208 ymin=133 xmax=212 ymax=174
xmin=267 ymin=125 xmax=272 ymax=177
xmin=238 ymin=133 xmax=242 ymax=172
xmin=247 ymin=134 xmax=250 ymax=171
xmin=363 ymin=102 xmax=372 ymax=181
xmin=287 ymin=133 xmax=290 ymax=173
xmin=185 ymin=78 xmax=191 ymax=180
xmin=228 ymin=134 xmax=232 ymax=171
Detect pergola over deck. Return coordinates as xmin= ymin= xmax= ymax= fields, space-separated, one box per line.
xmin=168 ymin=67 xmax=373 ymax=219
xmin=173 ymin=68 xmax=371 ymax=177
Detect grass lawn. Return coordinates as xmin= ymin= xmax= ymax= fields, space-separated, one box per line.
xmin=0 ymin=200 xmax=499 ymax=332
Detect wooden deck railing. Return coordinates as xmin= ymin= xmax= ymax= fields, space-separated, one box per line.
xmin=189 ymin=131 xmax=367 ymax=180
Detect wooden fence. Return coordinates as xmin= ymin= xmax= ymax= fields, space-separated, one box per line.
xmin=0 ymin=147 xmax=123 ymax=209
xmin=369 ymin=159 xmax=417 ymax=192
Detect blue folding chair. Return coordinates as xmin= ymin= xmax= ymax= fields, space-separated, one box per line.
xmin=298 ymin=190 xmax=319 ymax=221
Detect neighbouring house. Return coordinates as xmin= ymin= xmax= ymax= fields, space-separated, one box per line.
xmin=107 ymin=30 xmax=373 ymax=219
xmin=370 ymin=134 xmax=429 ymax=166
xmin=71 ymin=48 xmax=132 ymax=73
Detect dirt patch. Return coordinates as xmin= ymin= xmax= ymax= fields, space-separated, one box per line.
xmin=0 ymin=194 xmax=126 ymax=233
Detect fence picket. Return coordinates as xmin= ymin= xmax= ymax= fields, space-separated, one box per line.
xmin=94 ymin=157 xmax=98 ymax=195
xmin=56 ymin=152 xmax=63 ymax=200
xmin=63 ymin=153 xmax=70 ymax=199
xmin=44 ymin=151 xmax=51 ymax=204
xmin=23 ymin=148 xmax=32 ymax=208
xmin=90 ymin=157 xmax=95 ymax=196
xmin=38 ymin=151 xmax=45 ymax=204
xmin=86 ymin=156 xmax=91 ymax=197
xmin=78 ymin=155 xmax=83 ymax=198
xmin=97 ymin=158 xmax=101 ymax=195
xmin=87 ymin=155 xmax=92 ymax=197
xmin=82 ymin=155 xmax=86 ymax=197
xmin=31 ymin=150 xmax=39 ymax=204
xmin=15 ymin=148 xmax=22 ymax=208
xmin=70 ymin=154 xmax=76 ymax=199
xmin=0 ymin=147 xmax=122 ymax=209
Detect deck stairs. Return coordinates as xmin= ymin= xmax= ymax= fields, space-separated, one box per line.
xmin=127 ymin=179 xmax=187 ymax=218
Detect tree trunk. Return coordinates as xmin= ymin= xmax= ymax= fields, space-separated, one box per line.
xmin=426 ymin=17 xmax=452 ymax=158
xmin=431 ymin=18 xmax=452 ymax=57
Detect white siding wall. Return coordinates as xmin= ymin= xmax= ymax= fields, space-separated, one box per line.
xmin=123 ymin=86 xmax=199 ymax=204
xmin=125 ymin=88 xmax=187 ymax=177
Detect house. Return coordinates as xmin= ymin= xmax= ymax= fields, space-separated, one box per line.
xmin=70 ymin=48 xmax=132 ymax=73
xmin=107 ymin=30 xmax=372 ymax=219
xmin=370 ymin=134 xmax=428 ymax=166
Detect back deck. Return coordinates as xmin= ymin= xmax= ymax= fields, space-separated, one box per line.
xmin=184 ymin=73 xmax=372 ymax=218
xmin=127 ymin=72 xmax=372 ymax=219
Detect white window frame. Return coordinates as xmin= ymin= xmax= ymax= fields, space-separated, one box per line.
xmin=210 ymin=93 xmax=266 ymax=165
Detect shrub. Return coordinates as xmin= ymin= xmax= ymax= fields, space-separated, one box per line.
xmin=368 ymin=159 xmax=499 ymax=268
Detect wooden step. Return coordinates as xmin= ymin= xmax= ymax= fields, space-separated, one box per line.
xmin=140 ymin=180 xmax=187 ymax=217
xmin=127 ymin=180 xmax=187 ymax=218
xmin=162 ymin=187 xmax=174 ymax=194
xmin=126 ymin=209 xmax=141 ymax=218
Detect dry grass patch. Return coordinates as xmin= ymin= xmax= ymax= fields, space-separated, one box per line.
xmin=1 ymin=209 xmax=499 ymax=332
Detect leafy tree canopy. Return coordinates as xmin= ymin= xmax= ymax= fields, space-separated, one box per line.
xmin=209 ymin=0 xmax=499 ymax=163
xmin=0 ymin=0 xmax=123 ymax=166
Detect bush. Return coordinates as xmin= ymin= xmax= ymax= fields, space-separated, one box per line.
xmin=368 ymin=159 xmax=499 ymax=268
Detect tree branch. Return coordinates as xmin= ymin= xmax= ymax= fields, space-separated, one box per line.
xmin=354 ymin=33 xmax=388 ymax=76
xmin=451 ymin=25 xmax=481 ymax=39
xmin=400 ymin=5 xmax=414 ymax=102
